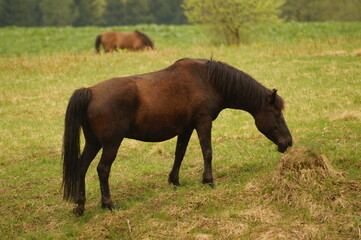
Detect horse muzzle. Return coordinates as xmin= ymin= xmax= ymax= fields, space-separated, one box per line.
xmin=277 ymin=137 xmax=293 ymax=153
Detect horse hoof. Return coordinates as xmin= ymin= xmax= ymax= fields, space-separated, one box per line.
xmin=102 ymin=202 xmax=116 ymax=211
xmin=172 ymin=183 xmax=182 ymax=190
xmin=202 ymin=180 xmax=216 ymax=189
xmin=168 ymin=178 xmax=181 ymax=187
xmin=73 ymin=206 xmax=84 ymax=216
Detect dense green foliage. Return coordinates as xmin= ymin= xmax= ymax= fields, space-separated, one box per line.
xmin=0 ymin=23 xmax=360 ymax=239
xmin=1 ymin=0 xmax=361 ymax=27
xmin=97 ymin=0 xmax=187 ymax=26
xmin=0 ymin=0 xmax=186 ymax=26
xmin=281 ymin=0 xmax=361 ymax=21
xmin=39 ymin=0 xmax=76 ymax=26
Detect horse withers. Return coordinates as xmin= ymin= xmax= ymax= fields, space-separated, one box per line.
xmin=62 ymin=58 xmax=293 ymax=215
xmin=95 ymin=30 xmax=154 ymax=53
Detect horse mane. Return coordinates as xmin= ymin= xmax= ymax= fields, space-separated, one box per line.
xmin=134 ymin=31 xmax=154 ymax=48
xmin=205 ymin=59 xmax=284 ymax=111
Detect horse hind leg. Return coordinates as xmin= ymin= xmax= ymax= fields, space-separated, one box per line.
xmin=97 ymin=138 xmax=123 ymax=210
xmin=73 ymin=140 xmax=101 ymax=216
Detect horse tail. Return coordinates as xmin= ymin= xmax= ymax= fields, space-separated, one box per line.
xmin=62 ymin=88 xmax=92 ymax=202
xmin=95 ymin=34 xmax=102 ymax=53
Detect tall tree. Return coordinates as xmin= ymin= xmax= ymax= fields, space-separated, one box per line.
xmin=122 ymin=0 xmax=155 ymax=24
xmin=168 ymin=0 xmax=187 ymax=24
xmin=102 ymin=0 xmax=187 ymax=26
xmin=150 ymin=0 xmax=186 ymax=24
xmin=39 ymin=0 xmax=76 ymax=26
xmin=0 ymin=0 xmax=41 ymax=26
xmin=0 ymin=0 xmax=8 ymax=26
xmin=102 ymin=0 xmax=126 ymax=26
xmin=281 ymin=0 xmax=361 ymax=21
xmin=183 ymin=0 xmax=285 ymax=44
xmin=73 ymin=0 xmax=106 ymax=26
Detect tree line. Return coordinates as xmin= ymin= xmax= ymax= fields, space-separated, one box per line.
xmin=281 ymin=0 xmax=361 ymax=22
xmin=0 ymin=0 xmax=360 ymax=27
xmin=0 ymin=0 xmax=186 ymax=26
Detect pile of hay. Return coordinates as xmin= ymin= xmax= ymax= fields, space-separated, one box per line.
xmin=244 ymin=146 xmax=361 ymax=239
xmin=246 ymin=146 xmax=358 ymax=208
xmin=277 ymin=146 xmax=343 ymax=181
xmin=264 ymin=146 xmax=348 ymax=206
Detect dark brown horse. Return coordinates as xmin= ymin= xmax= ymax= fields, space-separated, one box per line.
xmin=62 ymin=58 xmax=292 ymax=215
xmin=95 ymin=30 xmax=154 ymax=53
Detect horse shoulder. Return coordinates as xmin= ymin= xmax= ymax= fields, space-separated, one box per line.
xmin=169 ymin=58 xmax=210 ymax=85
xmin=169 ymin=59 xmax=224 ymax=119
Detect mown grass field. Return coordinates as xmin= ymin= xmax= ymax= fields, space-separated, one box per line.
xmin=0 ymin=23 xmax=360 ymax=239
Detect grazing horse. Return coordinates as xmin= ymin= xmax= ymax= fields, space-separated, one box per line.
xmin=95 ymin=30 xmax=154 ymax=53
xmin=62 ymin=58 xmax=293 ymax=215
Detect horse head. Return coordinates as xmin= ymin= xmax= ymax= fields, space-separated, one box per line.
xmin=254 ymin=89 xmax=293 ymax=153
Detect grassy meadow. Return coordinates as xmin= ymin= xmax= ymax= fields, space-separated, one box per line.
xmin=0 ymin=22 xmax=360 ymax=239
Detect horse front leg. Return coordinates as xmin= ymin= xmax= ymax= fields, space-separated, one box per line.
xmin=196 ymin=119 xmax=215 ymax=188
xmin=169 ymin=128 xmax=194 ymax=186
xmin=97 ymin=140 xmax=122 ymax=211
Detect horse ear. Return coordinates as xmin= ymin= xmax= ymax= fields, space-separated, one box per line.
xmin=268 ymin=89 xmax=278 ymax=104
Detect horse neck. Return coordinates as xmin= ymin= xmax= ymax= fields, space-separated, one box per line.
xmin=220 ymin=78 xmax=269 ymax=116
xmin=206 ymin=60 xmax=268 ymax=116
xmin=225 ymin=93 xmax=266 ymax=117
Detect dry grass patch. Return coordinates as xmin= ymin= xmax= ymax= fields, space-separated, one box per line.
xmin=353 ymin=49 xmax=361 ymax=56
xmin=254 ymin=222 xmax=320 ymax=240
xmin=320 ymin=50 xmax=347 ymax=56
xmin=330 ymin=110 xmax=361 ymax=121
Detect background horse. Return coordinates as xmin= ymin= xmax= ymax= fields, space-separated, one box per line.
xmin=62 ymin=58 xmax=293 ymax=215
xmin=95 ymin=30 xmax=154 ymax=53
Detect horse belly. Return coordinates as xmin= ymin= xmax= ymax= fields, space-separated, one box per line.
xmin=126 ymin=110 xmax=192 ymax=142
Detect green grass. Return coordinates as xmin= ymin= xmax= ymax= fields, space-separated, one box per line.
xmin=0 ymin=22 xmax=360 ymax=239
xmin=0 ymin=24 xmax=209 ymax=57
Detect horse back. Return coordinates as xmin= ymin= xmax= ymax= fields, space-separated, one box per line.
xmin=98 ymin=31 xmax=154 ymax=51
xmin=118 ymin=32 xmax=146 ymax=50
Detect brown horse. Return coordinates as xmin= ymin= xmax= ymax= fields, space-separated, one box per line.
xmin=62 ymin=58 xmax=293 ymax=215
xmin=95 ymin=30 xmax=154 ymax=53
